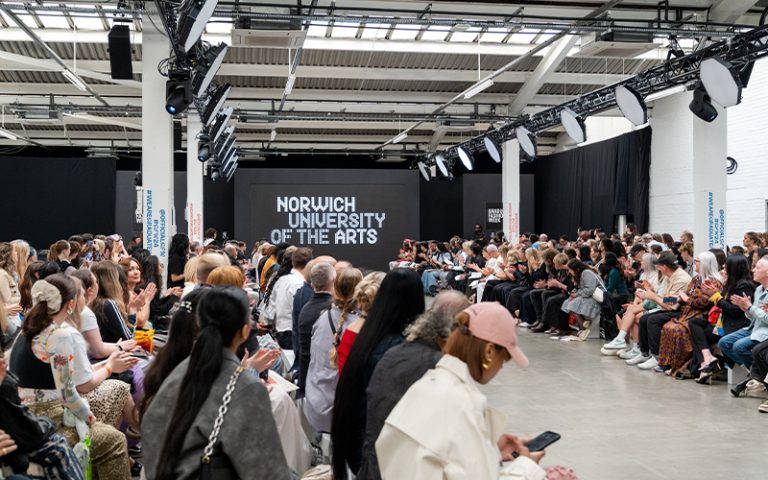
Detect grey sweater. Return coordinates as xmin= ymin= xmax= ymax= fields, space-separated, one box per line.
xmin=141 ymin=350 xmax=291 ymax=480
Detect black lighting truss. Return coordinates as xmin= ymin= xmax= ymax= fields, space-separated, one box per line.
xmin=460 ymin=23 xmax=768 ymax=159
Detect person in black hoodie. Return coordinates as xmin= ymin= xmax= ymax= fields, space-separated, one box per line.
xmin=689 ymin=255 xmax=755 ymax=383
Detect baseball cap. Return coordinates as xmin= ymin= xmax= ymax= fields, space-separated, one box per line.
xmin=654 ymin=251 xmax=678 ymax=268
xmin=463 ymin=302 xmax=529 ymax=368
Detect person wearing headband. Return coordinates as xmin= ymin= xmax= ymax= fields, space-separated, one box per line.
xmin=375 ymin=302 xmax=549 ymax=480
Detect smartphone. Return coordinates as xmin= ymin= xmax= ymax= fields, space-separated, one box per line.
xmin=526 ymin=431 xmax=561 ymax=452
xmin=128 ymin=351 xmax=149 ymax=359
xmin=635 ymin=281 xmax=643 ymax=288
xmin=662 ymin=296 xmax=678 ymax=304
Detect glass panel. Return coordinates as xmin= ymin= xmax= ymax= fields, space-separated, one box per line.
xmin=449 ymin=27 xmax=481 ymax=43
xmin=40 ymin=13 xmax=72 ymax=29
xmin=360 ymin=23 xmax=389 ymax=39
xmin=332 ymin=21 xmax=359 ymax=38
xmin=420 ymin=25 xmax=450 ymax=41
xmin=306 ymin=21 xmax=327 ymax=37
xmin=478 ymin=27 xmax=508 ymax=43
xmin=389 ymin=25 xmax=419 ymax=41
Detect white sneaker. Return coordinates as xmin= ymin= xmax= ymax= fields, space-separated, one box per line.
xmin=602 ymin=337 xmax=627 ymax=350
xmin=619 ymin=345 xmax=641 ymax=360
xmin=626 ymin=352 xmax=650 ymax=365
xmin=601 ymin=346 xmax=622 ymax=356
xmin=638 ymin=357 xmax=659 ymax=370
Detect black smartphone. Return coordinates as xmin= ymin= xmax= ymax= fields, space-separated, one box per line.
xmin=526 ymin=431 xmax=561 ymax=452
xmin=662 ymin=296 xmax=678 ymax=304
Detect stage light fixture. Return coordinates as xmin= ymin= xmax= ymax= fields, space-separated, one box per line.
xmin=192 ymin=42 xmax=228 ymax=97
xmin=215 ymin=127 xmax=236 ymax=156
xmin=614 ymin=85 xmax=647 ymax=126
xmin=700 ymin=57 xmax=742 ymax=107
xmin=689 ymin=85 xmax=718 ymax=122
xmin=201 ymin=83 xmax=232 ymax=126
xmin=197 ymin=134 xmax=211 ymax=162
xmin=483 ymin=135 xmax=502 ymax=163
xmin=560 ymin=107 xmax=587 ymax=144
xmin=726 ymin=156 xmax=738 ymax=175
xmin=515 ymin=126 xmax=537 ymax=158
xmin=177 ymin=0 xmax=220 ymax=53
xmin=165 ymin=71 xmax=192 ymax=115
xmin=209 ymin=164 xmax=221 ymax=182
xmin=417 ymin=161 xmax=430 ymax=181
xmin=434 ymin=153 xmax=449 ymax=177
xmin=457 ymin=146 xmax=474 ymax=171
xmin=209 ymin=106 xmax=233 ymax=142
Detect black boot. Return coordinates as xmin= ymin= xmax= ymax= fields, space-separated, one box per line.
xmin=731 ymin=378 xmax=750 ymax=397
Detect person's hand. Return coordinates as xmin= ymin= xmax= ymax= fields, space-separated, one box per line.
xmin=679 ymin=292 xmax=690 ymax=303
xmin=128 ymin=283 xmax=157 ymax=313
xmin=107 ymin=350 xmax=139 ymax=374
xmin=498 ymin=434 xmax=520 ymax=461
xmin=0 ymin=430 xmax=18 ymax=458
xmin=0 ymin=357 xmax=7 ymax=384
xmin=533 ymin=280 xmax=546 ymax=289
xmin=241 ymin=348 xmax=280 ymax=373
xmin=5 ymin=303 xmax=22 ymax=315
xmin=700 ymin=282 xmax=717 ymax=297
xmin=521 ymin=438 xmax=546 ymax=464
xmin=731 ymin=293 xmax=752 ymax=311
xmin=635 ymin=289 xmax=649 ymax=300
xmin=167 ymin=287 xmax=183 ymax=298
xmin=761 ymin=304 xmax=768 ymax=313
xmin=116 ymin=338 xmax=140 ymax=352
xmin=256 ymin=323 xmax=272 ymax=335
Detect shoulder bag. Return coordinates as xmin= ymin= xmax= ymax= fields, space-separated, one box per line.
xmin=589 ymin=271 xmax=605 ymax=303
xmin=199 ymin=367 xmax=244 ymax=480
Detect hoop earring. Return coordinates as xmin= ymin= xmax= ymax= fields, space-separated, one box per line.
xmin=66 ymin=309 xmax=73 ymax=315
xmin=482 ymin=357 xmax=491 ymax=370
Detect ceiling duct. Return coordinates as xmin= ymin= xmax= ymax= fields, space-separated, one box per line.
xmin=232 ymin=6 xmax=306 ymax=49
xmin=434 ymin=117 xmax=476 ymax=132
xmin=575 ymin=30 xmax=658 ymax=58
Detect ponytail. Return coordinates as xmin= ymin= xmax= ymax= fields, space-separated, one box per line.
xmin=22 ymin=274 xmax=77 ymax=338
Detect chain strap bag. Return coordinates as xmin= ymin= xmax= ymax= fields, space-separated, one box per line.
xmin=199 ymin=367 xmax=244 ymax=480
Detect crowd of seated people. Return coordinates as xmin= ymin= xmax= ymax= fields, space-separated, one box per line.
xmin=390 ymin=227 xmax=768 ymax=414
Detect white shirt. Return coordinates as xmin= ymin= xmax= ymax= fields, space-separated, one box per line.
xmin=271 ymin=270 xmax=306 ymax=333
xmin=79 ymin=306 xmax=99 ymax=333
xmin=376 ymin=355 xmax=545 ymax=480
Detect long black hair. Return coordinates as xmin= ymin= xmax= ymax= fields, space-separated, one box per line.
xmin=139 ymin=288 xmax=208 ymax=419
xmin=154 ymin=286 xmax=250 ymax=480
xmin=168 ymin=233 xmax=190 ymax=258
xmin=331 ymin=268 xmax=425 ymax=479
xmin=264 ymin=248 xmax=294 ymax=300
xmin=599 ymin=252 xmax=625 ymax=280
xmin=722 ymin=255 xmax=753 ymax=298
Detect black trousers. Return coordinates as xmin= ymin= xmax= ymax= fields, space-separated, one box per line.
xmin=520 ymin=289 xmax=538 ymax=325
xmin=481 ymin=279 xmax=508 ymax=302
xmin=542 ymin=293 xmax=569 ymax=330
xmin=275 ymin=330 xmax=293 ymax=349
xmin=493 ymin=281 xmax=517 ymax=305
xmin=639 ymin=310 xmax=679 ymax=356
xmin=531 ymin=289 xmax=560 ymax=323
xmin=505 ymin=286 xmax=531 ymax=314
xmin=750 ymin=339 xmax=768 ymax=385
xmin=688 ymin=316 xmax=720 ymax=371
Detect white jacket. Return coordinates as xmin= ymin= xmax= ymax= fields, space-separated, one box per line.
xmin=376 ymin=354 xmax=546 ymax=480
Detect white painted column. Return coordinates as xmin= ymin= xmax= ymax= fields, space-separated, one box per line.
xmin=692 ymin=107 xmax=728 ymax=250
xmin=141 ymin=25 xmax=174 ymax=288
xmin=501 ymin=139 xmax=520 ymax=242
xmin=186 ymin=115 xmax=204 ymax=243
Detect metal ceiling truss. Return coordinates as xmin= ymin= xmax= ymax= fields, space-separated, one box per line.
xmin=456 ymin=23 xmax=768 ymax=162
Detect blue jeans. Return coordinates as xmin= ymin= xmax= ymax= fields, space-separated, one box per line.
xmin=719 ymin=328 xmax=759 ymax=369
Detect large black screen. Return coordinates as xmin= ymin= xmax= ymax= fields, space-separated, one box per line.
xmin=235 ymin=169 xmax=419 ymax=270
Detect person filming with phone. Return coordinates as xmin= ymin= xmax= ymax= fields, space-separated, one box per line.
xmin=375 ymin=303 xmax=575 ymax=480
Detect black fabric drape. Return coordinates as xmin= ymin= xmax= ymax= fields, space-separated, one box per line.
xmin=0 ymin=156 xmax=116 ymax=247
xmin=534 ymin=127 xmax=651 ymax=236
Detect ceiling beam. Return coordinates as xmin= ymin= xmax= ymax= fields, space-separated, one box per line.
xmin=708 ymin=0 xmax=760 ymax=24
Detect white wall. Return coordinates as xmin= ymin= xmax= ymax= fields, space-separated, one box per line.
xmin=726 ymin=57 xmax=768 ymax=246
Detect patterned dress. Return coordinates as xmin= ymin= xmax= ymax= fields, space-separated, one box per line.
xmin=658 ymin=276 xmax=721 ymax=371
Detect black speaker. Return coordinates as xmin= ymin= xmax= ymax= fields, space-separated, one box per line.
xmin=108 ymin=24 xmax=133 ymax=80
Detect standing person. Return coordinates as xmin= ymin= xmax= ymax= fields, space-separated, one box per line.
xmin=166 ymin=234 xmax=189 ymax=289
xmin=202 ymin=228 xmax=218 ymax=247
xmin=141 ymin=287 xmax=290 ymax=480
xmin=331 ymin=269 xmax=424 ymax=479
xmin=297 ymin=262 xmax=336 ymax=396
xmin=272 ymin=248 xmax=312 ymax=350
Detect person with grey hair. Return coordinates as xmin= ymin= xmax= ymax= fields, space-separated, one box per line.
xmin=297 ymin=262 xmax=336 ymax=396
xmin=357 ymin=291 xmax=470 ymax=480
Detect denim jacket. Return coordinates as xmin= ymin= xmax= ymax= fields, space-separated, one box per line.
xmin=747 ymin=285 xmax=768 ymax=342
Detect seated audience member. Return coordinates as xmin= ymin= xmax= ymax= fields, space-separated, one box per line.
xmin=195 ymin=252 xmax=231 ymax=286
xmin=358 ymin=290 xmax=469 ymax=480
xmin=679 ymin=243 xmax=695 ymax=278
xmin=141 ymin=287 xmax=290 ymax=480
xmin=507 ymin=249 xmax=545 ymax=324
xmin=118 ymin=256 xmax=156 ymax=329
xmin=600 ymin=252 xmax=630 ymax=306
xmin=8 ymin=274 xmax=131 ymax=479
xmin=90 ymin=261 xmax=152 ymax=344
xmin=335 ymin=272 xmax=386 ymax=374
xmin=303 ymin=267 xmax=363 ymax=434
xmin=298 ymin=262 xmax=336 ymax=396
xmin=47 ymin=240 xmax=72 ymax=273
xmin=332 ymin=269 xmax=424 ymax=479
xmin=376 ymin=303 xmax=567 ymax=480
xmin=531 ymin=253 xmax=572 ymax=334
xmin=626 ymin=251 xmax=692 ymax=370
xmin=691 ymin=255 xmax=754 ymax=384
xmin=720 ymin=256 xmax=768 ymax=396
xmin=560 ymin=259 xmax=604 ymax=341
xmin=0 ymin=242 xmax=22 ymax=339
xmin=520 ymin=249 xmax=556 ymax=327
xmin=656 ymin=251 xmax=722 ymax=377
xmin=180 ymin=255 xmax=200 ymax=298
xmin=421 ymin=243 xmax=454 ymax=296
xmin=749 ymin=339 xmax=768 ymax=411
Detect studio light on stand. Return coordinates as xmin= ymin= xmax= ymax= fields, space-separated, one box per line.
xmin=515 ymin=126 xmax=537 ymax=158
xmin=456 ymin=145 xmax=474 ymax=171
xmin=434 ymin=153 xmax=450 ymax=177
xmin=483 ymin=135 xmax=502 ymax=163
xmin=689 ymin=84 xmax=718 ymax=122
xmin=699 ymin=57 xmax=742 ymax=107
xmin=560 ymin=107 xmax=587 ymax=144
xmin=177 ymin=0 xmax=220 ymax=52
xmin=614 ymin=85 xmax=647 ymax=126
xmin=192 ymin=42 xmax=228 ymax=97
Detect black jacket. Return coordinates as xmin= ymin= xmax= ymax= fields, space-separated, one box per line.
xmin=297 ymin=292 xmax=333 ymax=395
xmin=717 ymin=280 xmax=756 ymax=334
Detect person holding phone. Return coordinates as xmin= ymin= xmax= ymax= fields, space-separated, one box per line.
xmin=376 ymin=303 xmax=574 ymax=480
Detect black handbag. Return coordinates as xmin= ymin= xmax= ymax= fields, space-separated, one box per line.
xmin=199 ymin=367 xmax=244 ymax=480
xmin=0 ymin=372 xmax=55 ymax=453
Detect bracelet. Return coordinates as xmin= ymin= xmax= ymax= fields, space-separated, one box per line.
xmin=117 ymin=343 xmax=123 ymax=351
xmin=105 ymin=366 xmax=112 ymax=377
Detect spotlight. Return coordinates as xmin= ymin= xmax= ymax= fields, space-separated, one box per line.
xmin=417 ymin=161 xmax=430 ymax=181
xmin=209 ymin=165 xmax=221 ymax=182
xmin=434 ymin=153 xmax=449 ymax=177
xmin=201 ymin=83 xmax=232 ymax=126
xmin=515 ymin=126 xmax=537 ymax=158
xmin=197 ymin=134 xmax=211 ymax=162
xmin=483 ymin=135 xmax=502 ymax=163
xmin=214 ymin=126 xmax=236 ymax=156
xmin=689 ymin=85 xmax=718 ymax=122
xmin=209 ymin=106 xmax=233 ymax=142
xmin=456 ymin=146 xmax=474 ymax=171
xmin=700 ymin=57 xmax=742 ymax=107
xmin=614 ymin=85 xmax=647 ymax=126
xmin=177 ymin=0 xmax=220 ymax=53
xmin=192 ymin=42 xmax=228 ymax=97
xmin=726 ymin=156 xmax=738 ymax=175
xmin=560 ymin=107 xmax=587 ymax=144
xmin=165 ymin=71 xmax=192 ymax=115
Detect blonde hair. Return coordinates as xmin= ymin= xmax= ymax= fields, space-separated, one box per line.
xmin=11 ymin=240 xmax=30 ymax=282
xmin=196 ymin=253 xmax=230 ymax=284
xmin=554 ymin=253 xmax=569 ymax=267
xmin=208 ymin=266 xmax=246 ymax=288
xmin=329 ymin=268 xmax=364 ymax=368
xmin=183 ymin=256 xmax=200 ymax=283
xmin=352 ymin=271 xmax=385 ymax=316
xmin=0 ymin=300 xmax=7 ymax=337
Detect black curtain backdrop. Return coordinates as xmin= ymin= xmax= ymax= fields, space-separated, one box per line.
xmin=534 ymin=127 xmax=651 ymax=237
xmin=0 ymin=156 xmax=116 ymax=248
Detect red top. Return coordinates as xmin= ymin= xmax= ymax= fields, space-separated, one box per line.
xmin=337 ymin=329 xmax=359 ymax=375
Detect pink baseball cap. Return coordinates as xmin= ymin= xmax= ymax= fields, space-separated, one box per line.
xmin=463 ymin=302 xmax=529 ymax=368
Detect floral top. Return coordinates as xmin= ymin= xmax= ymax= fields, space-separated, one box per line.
xmin=18 ymin=322 xmax=95 ymax=426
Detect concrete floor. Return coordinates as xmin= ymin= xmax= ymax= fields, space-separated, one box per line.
xmin=482 ymin=329 xmax=768 ymax=480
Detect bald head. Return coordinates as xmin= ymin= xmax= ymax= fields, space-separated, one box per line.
xmin=335 ymin=260 xmax=353 ymax=274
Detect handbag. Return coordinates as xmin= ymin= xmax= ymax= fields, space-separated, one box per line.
xmin=589 ymin=271 xmax=605 ymax=303
xmin=199 ymin=367 xmax=244 ymax=480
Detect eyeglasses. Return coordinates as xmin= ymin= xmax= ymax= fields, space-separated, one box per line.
xmin=694 ymin=259 xmax=701 ymax=263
